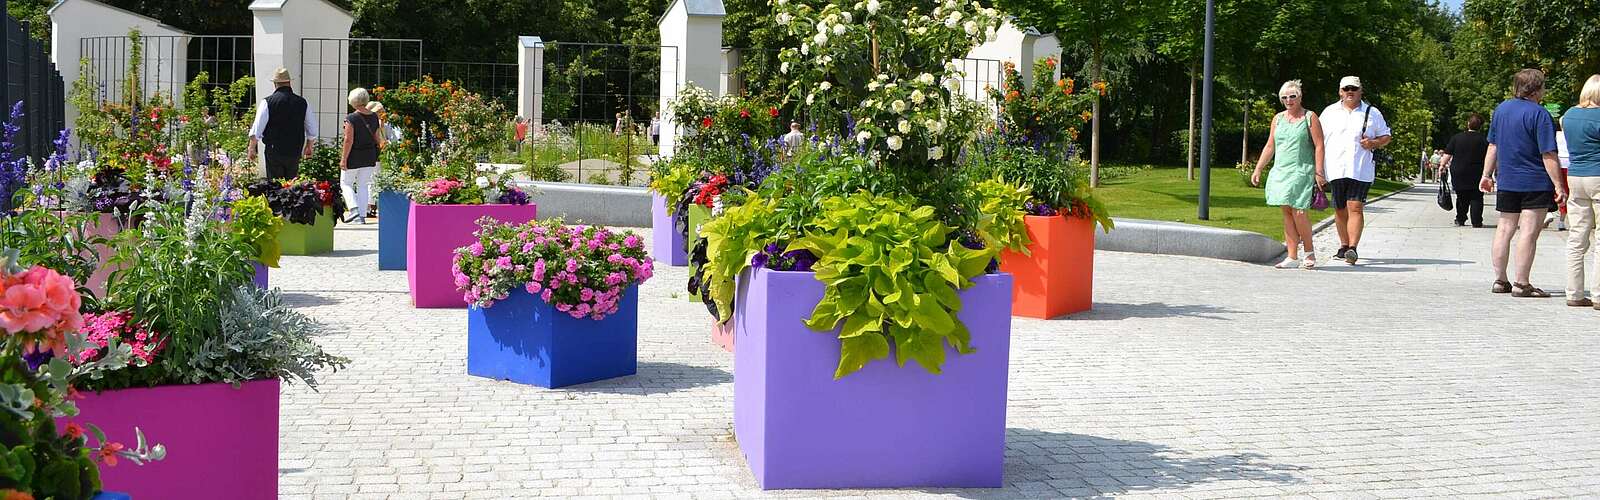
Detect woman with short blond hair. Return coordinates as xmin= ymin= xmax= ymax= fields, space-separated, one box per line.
xmin=340 ymin=88 xmax=382 ymax=223
xmin=1252 ymin=80 xmax=1328 ymax=269
xmin=1562 ymin=74 xmax=1600 ymax=309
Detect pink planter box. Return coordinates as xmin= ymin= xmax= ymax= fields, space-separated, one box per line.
xmin=59 ymin=379 xmax=280 ymax=500
xmin=406 ymin=203 xmax=539 ymax=308
xmin=57 ymin=212 xmax=126 ymax=299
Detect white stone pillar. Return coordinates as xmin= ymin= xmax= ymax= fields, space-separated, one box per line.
xmin=657 ymin=0 xmax=725 ymax=159
xmin=516 ymin=36 xmax=545 ymax=135
xmin=250 ymin=0 xmax=353 ymax=141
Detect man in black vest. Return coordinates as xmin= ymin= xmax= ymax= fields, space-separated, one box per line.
xmin=247 ymin=67 xmax=319 ymax=180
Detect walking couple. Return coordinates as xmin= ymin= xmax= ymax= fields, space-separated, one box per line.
xmin=1251 ymin=76 xmax=1391 ymax=269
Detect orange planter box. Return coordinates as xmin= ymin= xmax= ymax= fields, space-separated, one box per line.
xmin=998 ymin=215 xmax=1095 ymax=319
xmin=712 ymin=321 xmax=734 ymax=353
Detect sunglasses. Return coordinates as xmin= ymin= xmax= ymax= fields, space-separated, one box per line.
xmin=1279 ymin=94 xmax=1300 ymax=100
xmin=1342 ymin=86 xmax=1361 ymax=92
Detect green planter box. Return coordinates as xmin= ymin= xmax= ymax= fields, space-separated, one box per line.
xmin=279 ymin=207 xmax=334 ymax=255
xmin=685 ymin=204 xmax=713 ymax=302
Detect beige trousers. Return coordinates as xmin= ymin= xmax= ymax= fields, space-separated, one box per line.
xmin=1568 ymin=176 xmax=1600 ymax=299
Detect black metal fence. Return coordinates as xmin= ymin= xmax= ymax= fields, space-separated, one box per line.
xmin=78 ymin=34 xmax=255 ymax=111
xmin=529 ymin=41 xmax=678 ymax=186
xmin=2 ymin=15 xmax=65 ymax=163
xmin=300 ymin=37 xmax=425 ymax=140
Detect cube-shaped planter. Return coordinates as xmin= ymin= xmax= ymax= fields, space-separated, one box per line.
xmin=711 ymin=321 xmax=734 ymax=353
xmin=733 ymin=268 xmax=1012 ymax=489
xmin=252 ymin=261 xmax=269 ymax=289
xmin=58 ymin=212 xmax=126 ymax=299
xmin=999 ymin=215 xmax=1095 ymax=319
xmin=407 ymin=203 xmax=539 ymax=308
xmin=278 ymin=207 xmax=335 ymax=255
xmin=377 ymin=190 xmax=411 ymax=270
xmin=467 ymin=286 xmax=639 ymax=388
xmin=650 ymin=194 xmax=687 ymax=266
xmin=59 ymin=379 xmax=280 ymax=500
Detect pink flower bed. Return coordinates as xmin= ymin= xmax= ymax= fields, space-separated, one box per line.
xmin=452 ymin=218 xmax=653 ymax=320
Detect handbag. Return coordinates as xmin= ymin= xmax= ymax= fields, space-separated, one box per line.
xmin=1311 ymin=188 xmax=1329 ymax=210
xmin=1437 ymin=171 xmax=1454 ymax=211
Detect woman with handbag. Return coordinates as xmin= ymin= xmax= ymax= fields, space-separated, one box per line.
xmin=1252 ymin=80 xmax=1329 ymax=269
xmin=340 ymin=88 xmax=385 ymax=224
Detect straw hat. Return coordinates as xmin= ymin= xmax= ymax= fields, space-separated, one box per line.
xmin=272 ymin=67 xmax=293 ymax=83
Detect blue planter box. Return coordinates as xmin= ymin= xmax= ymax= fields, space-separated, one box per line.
xmin=93 ymin=492 xmax=131 ymax=500
xmin=377 ymin=190 xmax=411 ymax=270
xmin=467 ymin=286 xmax=639 ymax=388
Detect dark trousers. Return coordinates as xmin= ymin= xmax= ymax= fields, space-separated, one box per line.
xmin=264 ymin=152 xmax=301 ymax=180
xmin=1455 ymin=189 xmax=1484 ymax=226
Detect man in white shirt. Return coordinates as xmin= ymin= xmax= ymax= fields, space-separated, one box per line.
xmin=1320 ymin=76 xmax=1392 ymax=265
xmin=247 ymin=67 xmax=319 ymax=180
xmin=782 ymin=122 xmax=805 ymax=156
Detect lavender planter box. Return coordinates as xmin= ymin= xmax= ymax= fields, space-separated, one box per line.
xmin=467 ymin=286 xmax=639 ymax=388
xmin=650 ymin=194 xmax=687 ymax=266
xmin=734 ymin=268 xmax=1012 ymax=489
xmin=377 ymin=190 xmax=411 ymax=270
xmin=406 ymin=203 xmax=538 ymax=308
xmin=59 ymin=379 xmax=280 ymax=500
xmin=251 ymin=261 xmax=268 ymax=289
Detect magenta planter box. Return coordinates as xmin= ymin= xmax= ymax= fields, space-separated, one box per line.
xmin=59 ymin=379 xmax=280 ymax=500
xmin=406 ymin=203 xmax=538 ymax=308
xmin=650 ymin=194 xmax=687 ymax=266
xmin=733 ymin=268 xmax=1013 ymax=489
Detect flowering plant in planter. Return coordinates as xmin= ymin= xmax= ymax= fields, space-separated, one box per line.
xmin=691 ymin=0 xmax=1036 ymax=378
xmin=453 ymin=218 xmax=653 ymax=319
xmin=244 ymin=177 xmax=347 ymax=226
xmin=411 ymin=171 xmax=531 ymax=206
xmin=967 ymin=143 xmax=1113 ymax=231
xmin=69 ymin=311 xmax=166 ymax=368
xmin=0 ymin=253 xmax=165 ymax=499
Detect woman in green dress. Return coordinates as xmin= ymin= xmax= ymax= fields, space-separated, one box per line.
xmin=1252 ymin=80 xmax=1328 ymax=269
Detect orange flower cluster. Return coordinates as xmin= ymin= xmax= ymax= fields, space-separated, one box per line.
xmin=1092 ymin=81 xmax=1109 ymax=96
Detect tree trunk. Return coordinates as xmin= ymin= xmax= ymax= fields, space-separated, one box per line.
xmin=1241 ymin=100 xmax=1249 ymax=165
xmin=1090 ymin=45 xmax=1103 ymax=188
xmin=1187 ymin=63 xmax=1196 ymax=181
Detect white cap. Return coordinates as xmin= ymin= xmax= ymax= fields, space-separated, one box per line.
xmin=1339 ymin=76 xmax=1362 ymax=89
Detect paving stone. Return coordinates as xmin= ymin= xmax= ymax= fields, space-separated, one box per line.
xmin=276 ymin=186 xmax=1599 ymax=498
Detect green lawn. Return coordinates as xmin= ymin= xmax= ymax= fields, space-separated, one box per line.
xmin=1095 ymin=165 xmax=1411 ymax=240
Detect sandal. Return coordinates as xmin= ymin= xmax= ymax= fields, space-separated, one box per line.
xmin=1301 ymin=252 xmax=1317 ymax=270
xmin=1568 ymin=298 xmax=1594 ymax=307
xmin=1511 ymin=283 xmax=1550 ymax=298
xmin=1491 ymin=280 xmax=1512 ymax=294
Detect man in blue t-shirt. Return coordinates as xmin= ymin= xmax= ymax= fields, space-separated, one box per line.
xmin=1481 ymin=68 xmax=1568 ymax=298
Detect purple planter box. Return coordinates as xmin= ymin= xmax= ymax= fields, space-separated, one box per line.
xmin=650 ymin=194 xmax=687 ymax=266
xmin=252 ymin=261 xmax=268 ymax=289
xmin=406 ymin=203 xmax=539 ymax=308
xmin=59 ymin=379 xmax=280 ymax=500
xmin=734 ymin=268 xmax=1012 ymax=489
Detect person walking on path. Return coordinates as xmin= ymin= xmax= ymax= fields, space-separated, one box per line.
xmin=1443 ymin=113 xmax=1490 ymax=227
xmin=247 ymin=67 xmax=318 ymax=180
xmin=1561 ymin=74 xmax=1600 ymax=309
xmin=1548 ymin=105 xmax=1571 ymax=231
xmin=1482 ymin=69 xmax=1568 ymax=298
xmin=1320 ymin=76 xmax=1392 ymax=265
xmin=1252 ymin=80 xmax=1327 ymax=269
xmin=339 ymin=88 xmax=384 ymax=224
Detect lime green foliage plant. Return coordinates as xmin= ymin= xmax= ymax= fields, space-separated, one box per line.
xmin=787 ymin=193 xmax=999 ymax=378
xmin=968 ymin=144 xmax=1114 ymax=232
xmin=648 ymin=160 xmax=700 ymax=208
xmin=973 ymin=179 xmax=1034 ymax=254
xmin=229 ymin=196 xmax=283 ymax=268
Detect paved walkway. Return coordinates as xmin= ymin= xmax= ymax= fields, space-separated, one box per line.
xmin=274 ymin=185 xmax=1599 ymax=499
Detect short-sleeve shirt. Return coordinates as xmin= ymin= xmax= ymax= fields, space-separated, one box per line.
xmin=1444 ymin=130 xmax=1488 ymax=191
xmin=1320 ymin=101 xmax=1392 ymax=183
xmin=1487 ymin=98 xmax=1557 ymax=192
xmin=1564 ymin=107 xmax=1600 ymax=177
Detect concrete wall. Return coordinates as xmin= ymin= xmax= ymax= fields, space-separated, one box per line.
xmin=50 ymin=0 xmax=188 ymax=136
xmin=515 ymin=181 xmax=653 ymax=227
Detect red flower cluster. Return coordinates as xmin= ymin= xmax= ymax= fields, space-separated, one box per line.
xmin=739 ymin=109 xmax=752 ymax=119
xmin=768 ymin=107 xmax=780 ymax=118
xmin=693 ymin=174 xmax=729 ymax=208
xmin=701 ymin=117 xmax=714 ymax=129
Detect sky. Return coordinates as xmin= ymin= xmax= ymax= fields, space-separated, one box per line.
xmin=1440 ymin=0 xmax=1463 ymax=13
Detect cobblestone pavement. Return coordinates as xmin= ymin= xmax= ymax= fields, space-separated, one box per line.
xmin=275 ymin=185 xmax=1599 ymax=499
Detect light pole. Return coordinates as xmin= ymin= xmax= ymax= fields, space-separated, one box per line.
xmin=1197 ymin=0 xmax=1216 ymax=220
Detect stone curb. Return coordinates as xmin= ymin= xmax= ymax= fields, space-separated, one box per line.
xmin=513 ymin=181 xmax=1293 ymax=264
xmin=1095 ymin=218 xmax=1287 ymax=264
xmin=514 ymin=181 xmax=652 ymax=227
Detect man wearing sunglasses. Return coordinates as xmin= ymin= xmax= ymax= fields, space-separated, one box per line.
xmin=1320 ymin=76 xmax=1392 ymax=265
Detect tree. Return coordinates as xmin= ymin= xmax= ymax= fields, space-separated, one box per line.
xmin=1384 ymin=81 xmax=1433 ymax=180
xmin=999 ymin=0 xmax=1153 ymax=186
